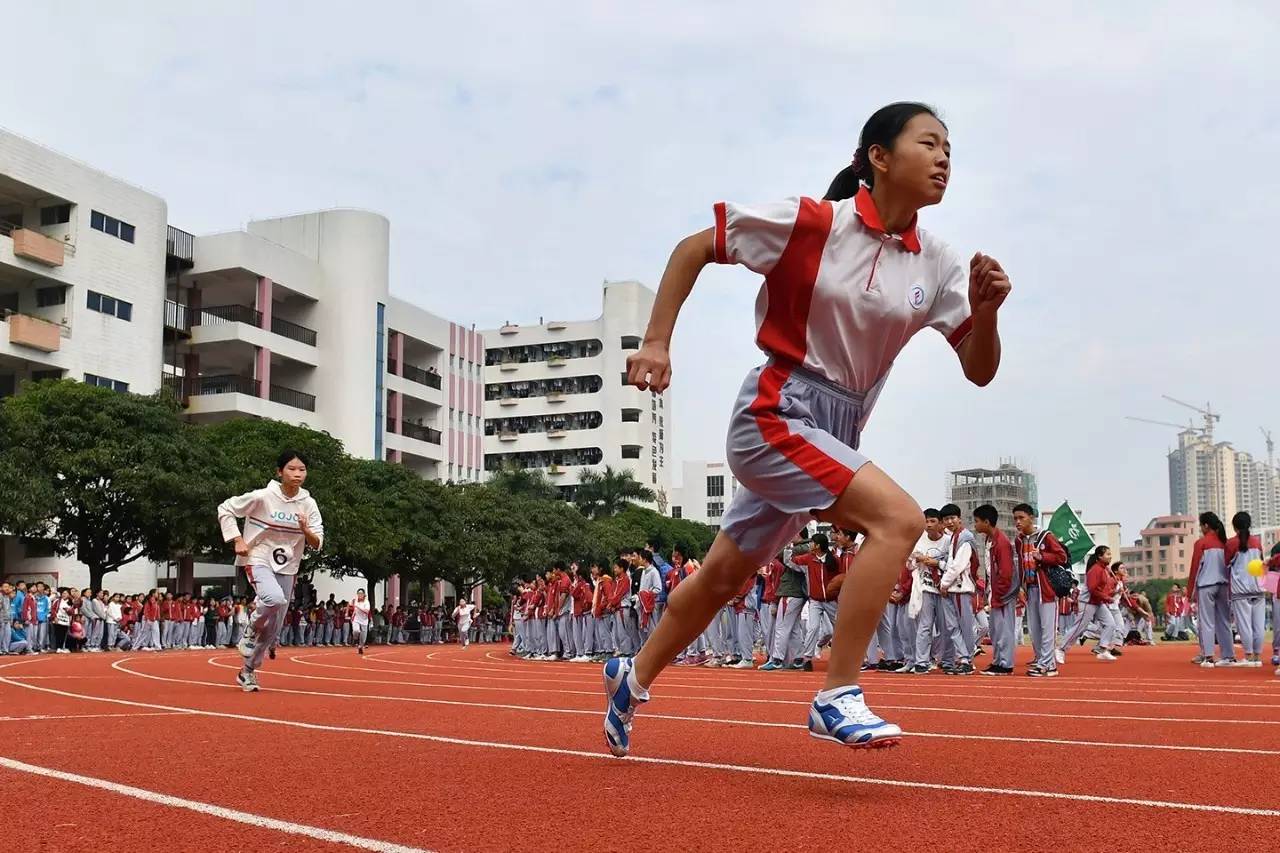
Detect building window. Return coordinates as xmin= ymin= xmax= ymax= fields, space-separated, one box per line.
xmin=40 ymin=204 xmax=71 ymax=226
xmin=707 ymin=475 xmax=725 ymax=497
xmin=707 ymin=502 xmax=724 ymax=519
xmin=672 ymin=506 xmax=682 ymax=519
xmin=86 ymin=290 xmax=132 ymax=321
xmin=621 ymin=445 xmax=641 ymax=459
xmin=620 ymin=335 xmax=641 ymax=350
xmin=1159 ymin=535 xmax=1171 ymax=546
xmin=31 ymin=369 xmax=62 ymax=382
xmin=36 ymin=286 xmax=66 ymax=307
xmin=90 ymin=210 xmax=135 ymax=243
xmin=84 ymin=373 xmax=128 ymax=393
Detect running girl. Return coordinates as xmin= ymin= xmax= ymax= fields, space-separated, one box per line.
xmin=218 ymin=449 xmax=324 ymax=692
xmin=603 ymin=102 xmax=1012 ymax=755
xmin=453 ymin=599 xmax=477 ymax=648
xmin=350 ymin=589 xmax=372 ymax=655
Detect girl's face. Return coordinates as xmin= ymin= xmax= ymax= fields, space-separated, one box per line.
xmin=1099 ymin=549 xmax=1112 ymax=566
xmin=878 ymin=113 xmax=951 ymax=208
xmin=278 ymin=457 xmax=308 ymax=489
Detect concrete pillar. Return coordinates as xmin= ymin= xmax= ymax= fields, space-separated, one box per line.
xmin=389 ymin=574 xmax=400 ymax=608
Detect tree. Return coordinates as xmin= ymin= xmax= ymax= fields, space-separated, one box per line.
xmin=587 ymin=504 xmax=717 ymax=562
xmin=485 ymin=462 xmax=560 ymax=501
xmin=424 ymin=483 xmax=590 ymax=601
xmin=311 ymin=456 xmax=448 ymax=610
xmin=0 ymin=381 xmax=220 ymax=590
xmin=196 ymin=418 xmax=347 ymax=557
xmin=572 ymin=465 xmax=657 ymax=519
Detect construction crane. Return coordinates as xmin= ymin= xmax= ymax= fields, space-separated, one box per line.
xmin=1263 ymin=427 xmax=1276 ymax=471
xmin=1161 ymin=396 xmax=1219 ymax=443
xmin=1125 ymin=415 xmax=1204 ymax=435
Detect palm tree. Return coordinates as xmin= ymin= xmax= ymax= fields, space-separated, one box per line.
xmin=486 ymin=462 xmax=559 ymax=500
xmin=572 ymin=466 xmax=657 ymax=519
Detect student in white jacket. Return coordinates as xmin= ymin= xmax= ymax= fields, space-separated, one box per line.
xmin=218 ymin=450 xmax=324 ymax=692
xmin=938 ymin=504 xmax=976 ymax=675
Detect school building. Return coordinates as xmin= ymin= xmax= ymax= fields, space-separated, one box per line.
xmin=0 ymin=127 xmax=486 ymax=607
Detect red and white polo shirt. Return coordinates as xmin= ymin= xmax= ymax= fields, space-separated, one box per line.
xmin=713 ymin=185 xmax=973 ymax=398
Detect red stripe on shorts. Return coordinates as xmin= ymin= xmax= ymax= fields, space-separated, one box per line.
xmin=749 ymin=363 xmax=854 ymax=496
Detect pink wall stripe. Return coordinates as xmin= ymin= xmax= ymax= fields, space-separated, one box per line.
xmin=256 ymin=277 xmax=272 ymax=330
xmin=255 ymin=346 xmax=271 ymax=398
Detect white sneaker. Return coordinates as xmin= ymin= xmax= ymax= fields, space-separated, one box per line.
xmin=731 ymin=659 xmax=755 ymax=669
xmin=1054 ymin=649 xmax=1065 ymax=665
xmin=1096 ymin=651 xmax=1117 ymax=661
xmin=1214 ymin=659 xmax=1238 ymax=667
xmin=1200 ymin=658 xmax=1215 ymax=668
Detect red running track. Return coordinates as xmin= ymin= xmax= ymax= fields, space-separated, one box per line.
xmin=2 ymin=642 xmax=1278 ymax=852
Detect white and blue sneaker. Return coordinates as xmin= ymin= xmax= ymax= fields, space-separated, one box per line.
xmin=237 ymin=628 xmax=256 ymax=660
xmin=236 ymin=667 xmax=259 ymax=693
xmin=808 ymin=685 xmax=902 ymax=749
xmin=602 ymin=657 xmax=648 ymax=757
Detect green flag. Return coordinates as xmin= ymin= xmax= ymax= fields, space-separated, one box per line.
xmin=1047 ymin=501 xmax=1095 ymax=566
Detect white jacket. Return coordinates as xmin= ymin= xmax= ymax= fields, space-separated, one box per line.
xmin=217 ymin=479 xmax=323 ymax=576
xmin=940 ymin=528 xmax=977 ymax=595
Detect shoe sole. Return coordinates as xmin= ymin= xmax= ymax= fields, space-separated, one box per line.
xmin=808 ymin=730 xmax=902 ymax=749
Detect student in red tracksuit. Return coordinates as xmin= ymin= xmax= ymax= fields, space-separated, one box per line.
xmin=139 ymin=594 xmax=161 ymax=651
xmin=592 ymin=567 xmax=614 ymax=659
xmin=888 ymin=558 xmax=915 ymax=673
xmin=727 ymin=572 xmax=759 ymax=668
xmin=570 ymin=567 xmax=595 ymax=661
xmin=759 ymin=557 xmax=784 ymax=659
xmin=610 ymin=560 xmax=637 ymax=655
xmin=794 ymin=534 xmax=841 ymax=671
xmin=1163 ymin=585 xmax=1185 ymax=638
xmin=975 ymin=505 xmax=1015 ymax=675
xmin=1058 ymin=547 xmax=1118 ymax=660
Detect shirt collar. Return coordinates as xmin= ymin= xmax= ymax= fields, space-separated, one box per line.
xmin=853 ymin=185 xmax=922 ymax=254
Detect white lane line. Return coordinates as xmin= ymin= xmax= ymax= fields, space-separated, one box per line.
xmin=0 ymin=755 xmax=434 ymax=852
xmin=0 ymin=712 xmax=181 ymax=722
xmin=3 ymin=673 xmax=1277 ymax=819
xmin=118 ymin=656 xmax=1280 ymax=750
xmin=337 ymin=655 xmax=1280 ymax=701
xmin=263 ymin=655 xmax=1280 ymax=712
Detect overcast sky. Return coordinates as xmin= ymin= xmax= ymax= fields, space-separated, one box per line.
xmin=6 ymin=2 xmax=1277 ymax=542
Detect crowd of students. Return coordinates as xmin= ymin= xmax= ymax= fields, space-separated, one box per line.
xmin=507 ymin=504 xmax=1280 ymax=676
xmin=0 ymin=581 xmax=508 ymax=655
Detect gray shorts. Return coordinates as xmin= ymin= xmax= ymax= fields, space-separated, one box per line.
xmin=721 ymin=361 xmax=869 ymax=563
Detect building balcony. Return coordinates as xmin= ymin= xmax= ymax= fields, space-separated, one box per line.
xmin=499 ymin=361 xmax=519 ymax=372
xmin=188 ymin=305 xmax=320 ymax=367
xmin=499 ymin=430 xmax=518 ymax=441
xmin=178 ymin=374 xmax=315 ymax=413
xmin=3 ymin=312 xmax=61 ymax=352
xmin=499 ymin=324 xmax=519 ymax=335
xmin=546 ymin=391 xmax=565 ymax=403
xmin=269 ymin=383 xmax=316 ymax=412
xmin=202 ymin=303 xmax=262 ymax=327
xmin=547 ymin=428 xmax=567 ymax=438
xmin=164 ymin=300 xmax=192 ymax=338
xmin=271 ymin=315 xmax=318 ymax=347
xmin=9 ymin=228 xmax=64 ymax=267
xmin=165 ymin=225 xmax=195 ymax=273
xmin=387 ymin=359 xmax=441 ymax=389
xmin=547 ymin=355 xmax=567 ymax=367
xmin=546 ymin=321 xmax=567 ymax=331
xmin=385 ymin=421 xmax=444 ymax=461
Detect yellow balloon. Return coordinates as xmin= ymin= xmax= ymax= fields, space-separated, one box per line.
xmin=1248 ymin=558 xmax=1265 ymax=577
